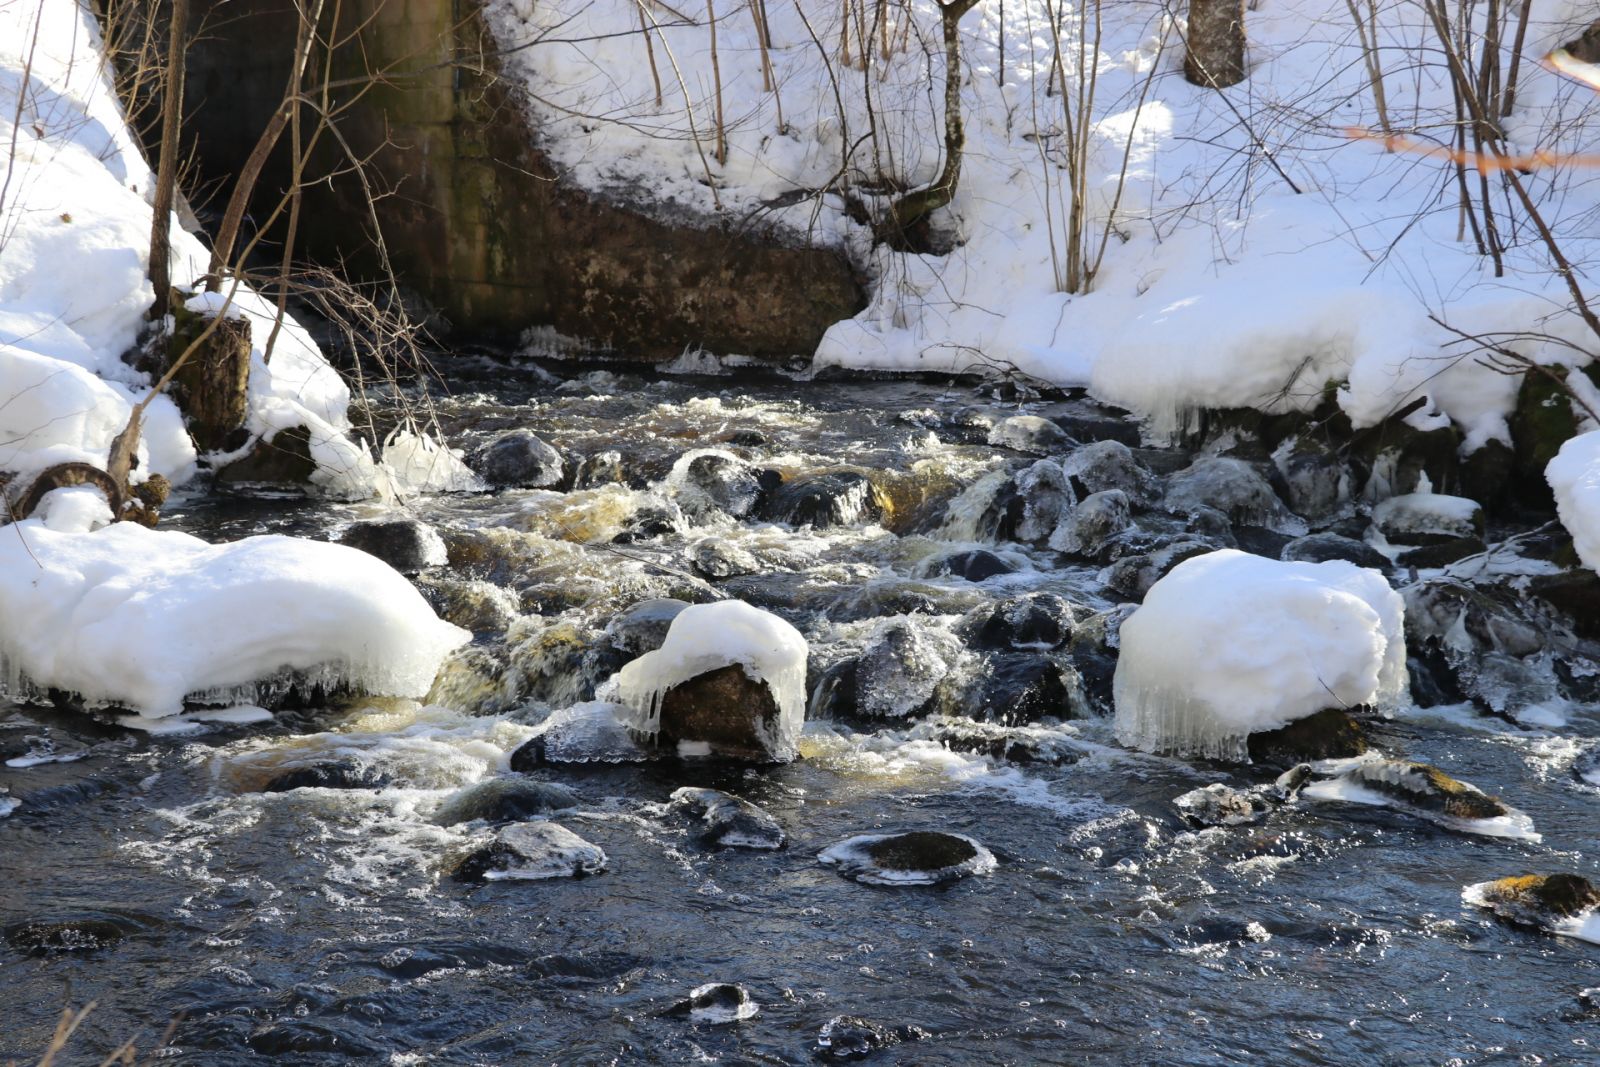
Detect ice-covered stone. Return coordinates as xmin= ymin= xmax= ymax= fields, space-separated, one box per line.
xmin=509 ymin=702 xmax=652 ymax=767
xmin=690 ymin=537 xmax=760 ymax=578
xmin=853 ymin=619 xmax=964 ymax=719
xmin=1547 ymin=431 xmax=1600 ymax=571
xmin=1302 ymin=759 xmax=1537 ymax=840
xmin=453 ymin=821 xmax=608 ymax=882
xmin=1060 ymin=440 xmax=1155 ymax=501
xmin=1163 ymin=456 xmax=1290 ymax=528
xmin=1371 ymin=491 xmax=1484 ymax=545
xmin=1464 ymin=874 xmax=1600 ymax=943
xmin=1271 ymin=435 xmax=1349 ymax=519
xmin=1113 ymin=550 xmax=1406 ymax=761
xmin=1172 ymin=782 xmax=1271 ymax=827
xmin=987 ymin=414 xmax=1073 ymax=455
xmin=1012 ymin=460 xmax=1074 ymax=542
xmin=818 ymin=830 xmax=997 ymax=886
xmin=1049 ymin=489 xmax=1132 ymax=556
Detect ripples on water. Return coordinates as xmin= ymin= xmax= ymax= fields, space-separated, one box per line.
xmin=3 ymin=361 xmax=1599 ymax=1064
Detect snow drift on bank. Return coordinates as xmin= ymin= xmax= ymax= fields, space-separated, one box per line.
xmin=1547 ymin=430 xmax=1600 ymax=571
xmin=0 ymin=517 xmax=469 ymax=717
xmin=1113 ymin=549 xmax=1407 ymax=760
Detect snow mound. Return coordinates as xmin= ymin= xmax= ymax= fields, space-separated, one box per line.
xmin=1547 ymin=431 xmax=1600 ymax=571
xmin=0 ymin=521 xmax=469 ymax=716
xmin=1113 ymin=549 xmax=1406 ymax=760
xmin=605 ymin=600 xmax=808 ymax=756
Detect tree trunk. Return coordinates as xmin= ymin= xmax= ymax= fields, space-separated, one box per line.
xmin=1184 ymin=0 xmax=1246 ymax=89
xmin=147 ymin=0 xmax=188 ymax=319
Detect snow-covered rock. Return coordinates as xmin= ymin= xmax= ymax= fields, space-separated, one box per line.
xmin=0 ymin=521 xmax=468 ymax=717
xmin=1113 ymin=549 xmax=1406 ymax=761
xmin=1548 ymin=431 xmax=1600 ymax=571
xmin=604 ymin=600 xmax=808 ymax=760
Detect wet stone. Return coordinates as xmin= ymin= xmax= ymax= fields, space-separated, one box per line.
xmin=960 ymin=591 xmax=1077 ymax=650
xmin=1470 ymin=874 xmax=1600 ymax=929
xmin=5 ymin=918 xmax=125 ymax=953
xmin=260 ymin=758 xmax=388 ymax=793
xmin=572 ymin=449 xmax=625 ymax=488
xmin=915 ymin=718 xmax=1084 ymax=765
xmin=416 ymin=575 xmax=520 ymax=633
xmin=690 ymin=537 xmax=760 ymax=578
xmin=1318 ymin=760 xmax=1512 ymax=822
xmin=433 ymin=778 xmax=580 ymax=826
xmin=1281 ymin=532 xmax=1389 ymax=570
xmin=1173 ymin=783 xmax=1272 ymax=828
xmin=611 ymin=502 xmax=683 ymax=543
xmin=853 ymin=620 xmax=954 ymax=719
xmin=1271 ymin=436 xmax=1348 ymax=519
xmin=452 ymin=821 xmax=607 ymax=882
xmin=815 ymin=1015 xmax=928 ymax=1061
xmin=956 ymin=653 xmax=1082 ymax=724
xmin=1395 ymin=536 xmax=1488 ymax=569
xmin=659 ymin=665 xmax=790 ymax=762
xmin=1103 ymin=539 xmax=1214 ymax=599
xmin=674 ymin=452 xmax=770 ymax=522
xmin=760 ymin=469 xmax=888 ymax=528
xmin=669 ymin=787 xmax=786 ymax=849
xmin=1246 ymin=707 xmax=1367 ymax=766
xmin=607 ymin=598 xmax=692 ymax=657
xmin=335 ymin=517 xmax=446 ymax=574
xmin=1013 ymin=460 xmax=1073 ymax=543
xmin=1184 ymin=505 xmax=1237 ymax=545
xmin=924 ymin=548 xmax=1016 ymax=582
xmin=819 ymin=830 xmax=997 ymax=886
xmin=468 ymin=429 xmax=565 ymax=488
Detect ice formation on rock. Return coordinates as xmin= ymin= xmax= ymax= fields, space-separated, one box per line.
xmin=1112 ymin=550 xmax=1406 ymax=761
xmin=605 ymin=600 xmax=808 ymax=757
xmin=1547 ymin=431 xmax=1600 ymax=571
xmin=0 ymin=521 xmax=469 ymax=716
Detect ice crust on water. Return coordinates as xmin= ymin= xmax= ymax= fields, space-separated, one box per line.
xmin=1113 ymin=550 xmax=1406 ymax=761
xmin=1547 ymin=431 xmax=1600 ymax=571
xmin=0 ymin=521 xmax=469 ymax=716
xmin=606 ymin=601 xmax=808 ymax=757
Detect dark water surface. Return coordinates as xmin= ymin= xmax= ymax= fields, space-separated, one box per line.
xmin=3 ymin=362 xmax=1598 ymax=1064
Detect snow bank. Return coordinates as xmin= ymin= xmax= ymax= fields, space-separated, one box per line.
xmin=1113 ymin=549 xmax=1406 ymax=760
xmin=605 ymin=600 xmax=808 ymax=755
xmin=483 ymin=0 xmax=1600 ymax=443
xmin=0 ymin=520 xmax=469 ymax=717
xmin=0 ymin=1 xmax=380 ymax=497
xmin=1547 ymin=431 xmax=1600 ymax=570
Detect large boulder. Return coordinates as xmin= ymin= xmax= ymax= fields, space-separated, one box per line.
xmin=468 ymin=430 xmax=564 ymax=489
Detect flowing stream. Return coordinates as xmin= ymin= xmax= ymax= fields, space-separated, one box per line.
xmin=3 ymin=358 xmax=1599 ymax=1064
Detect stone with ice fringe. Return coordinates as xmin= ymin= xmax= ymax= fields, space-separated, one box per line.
xmin=852 ymin=618 xmax=965 ymax=720
xmin=452 ymin=821 xmax=607 ymax=882
xmin=603 ymin=600 xmax=808 ymax=762
xmin=1163 ymin=456 xmax=1291 ymax=529
xmin=818 ymin=830 xmax=997 ymax=886
xmin=1371 ymin=491 xmax=1485 ymax=545
xmin=1112 ymin=549 xmax=1406 ymax=761
xmin=1061 ymin=440 xmax=1157 ymax=502
xmin=1464 ymin=874 xmax=1600 ymax=944
xmin=1300 ymin=758 xmax=1538 ymax=840
xmin=0 ymin=522 xmax=469 ymax=717
xmin=668 ymin=787 xmax=786 ymax=850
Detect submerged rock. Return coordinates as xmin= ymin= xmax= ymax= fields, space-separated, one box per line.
xmin=923 ymin=548 xmax=1017 ymax=582
xmin=260 ymin=758 xmax=388 ymax=793
xmin=1163 ymin=456 xmax=1289 ymax=528
xmin=1172 ymin=783 xmax=1272 ymax=828
xmin=1302 ymin=759 xmax=1538 ymax=839
xmin=336 ymin=517 xmax=447 ymax=574
xmin=761 ymin=470 xmax=888 ymax=528
xmin=510 ymin=702 xmax=652 ymax=768
xmin=668 ymin=983 xmax=758 ymax=1024
xmin=690 ymin=537 xmax=760 ymax=579
xmin=453 ymin=821 xmax=607 ymax=882
xmin=433 ymin=778 xmax=580 ymax=826
xmin=672 ymin=451 xmax=770 ymax=523
xmin=818 ymin=831 xmax=997 ymax=886
xmin=815 ymin=1015 xmax=928 ymax=1061
xmin=669 ymin=787 xmax=786 ymax=849
xmin=416 ymin=576 xmax=520 ymax=634
xmin=915 ymin=718 xmax=1084 ymax=765
xmin=468 ymin=429 xmax=564 ymax=488
xmin=1465 ymin=874 xmax=1600 ymax=944
xmin=5 ymin=918 xmax=125 ymax=953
